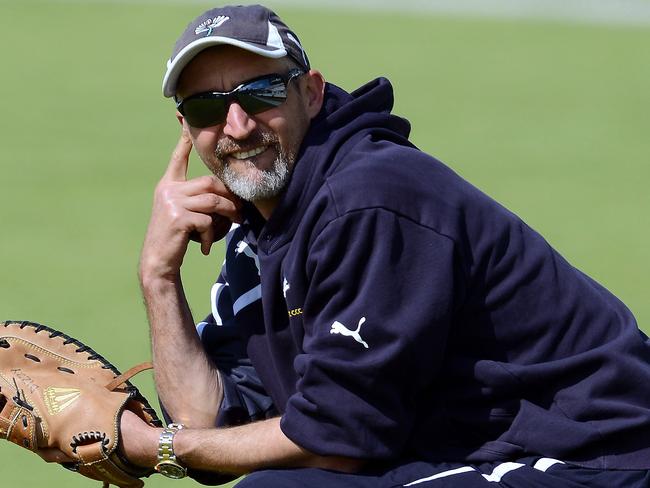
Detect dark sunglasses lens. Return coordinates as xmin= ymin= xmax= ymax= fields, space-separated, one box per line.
xmin=182 ymin=98 xmax=228 ymax=128
xmin=237 ymin=75 xmax=287 ymax=115
xmin=237 ymin=93 xmax=285 ymax=116
xmin=179 ymin=75 xmax=292 ymax=128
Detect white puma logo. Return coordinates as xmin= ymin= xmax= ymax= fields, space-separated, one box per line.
xmin=283 ymin=277 xmax=290 ymax=298
xmin=330 ymin=317 xmax=368 ymax=349
xmin=235 ymin=240 xmax=260 ymax=276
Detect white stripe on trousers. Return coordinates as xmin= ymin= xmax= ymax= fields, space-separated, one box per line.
xmin=403 ymin=458 xmax=565 ymax=486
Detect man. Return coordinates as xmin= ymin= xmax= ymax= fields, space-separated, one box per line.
xmin=122 ymin=4 xmax=650 ymax=487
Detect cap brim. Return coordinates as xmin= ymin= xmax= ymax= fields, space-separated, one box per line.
xmin=162 ymin=37 xmax=288 ymax=98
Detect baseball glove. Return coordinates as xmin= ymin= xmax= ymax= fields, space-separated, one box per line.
xmin=0 ymin=320 xmax=163 ymax=488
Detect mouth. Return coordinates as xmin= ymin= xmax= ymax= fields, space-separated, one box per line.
xmin=230 ymin=145 xmax=269 ymax=161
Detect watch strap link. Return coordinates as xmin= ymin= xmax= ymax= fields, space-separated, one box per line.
xmin=155 ymin=423 xmax=187 ymax=479
xmin=158 ymin=423 xmax=183 ymax=461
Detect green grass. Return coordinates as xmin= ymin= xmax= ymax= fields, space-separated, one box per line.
xmin=1 ymin=2 xmax=649 ymax=486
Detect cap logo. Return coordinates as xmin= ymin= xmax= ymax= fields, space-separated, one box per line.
xmin=195 ymin=16 xmax=230 ymax=36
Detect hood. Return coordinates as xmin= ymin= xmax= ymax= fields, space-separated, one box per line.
xmin=260 ymin=77 xmax=412 ymax=242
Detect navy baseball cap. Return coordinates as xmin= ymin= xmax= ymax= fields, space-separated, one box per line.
xmin=162 ymin=4 xmax=310 ymax=97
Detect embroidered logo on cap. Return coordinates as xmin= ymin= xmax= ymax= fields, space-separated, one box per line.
xmin=195 ymin=16 xmax=230 ymax=36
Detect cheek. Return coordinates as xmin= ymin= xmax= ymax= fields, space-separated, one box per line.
xmin=282 ymin=118 xmax=308 ymax=153
xmin=191 ymin=129 xmax=219 ymax=157
xmin=265 ymin=111 xmax=308 ymax=151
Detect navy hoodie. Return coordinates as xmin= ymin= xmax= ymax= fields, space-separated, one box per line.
xmin=199 ymin=78 xmax=650 ymax=470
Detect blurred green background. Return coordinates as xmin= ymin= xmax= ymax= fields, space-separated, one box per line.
xmin=1 ymin=0 xmax=648 ymax=486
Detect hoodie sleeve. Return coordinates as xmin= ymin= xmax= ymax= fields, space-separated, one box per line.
xmin=280 ymin=208 xmax=459 ymax=459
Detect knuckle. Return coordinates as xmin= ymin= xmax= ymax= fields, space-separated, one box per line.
xmin=157 ymin=186 xmax=172 ymax=200
xmin=168 ymin=209 xmax=184 ymax=227
xmin=157 ymin=185 xmax=185 ymax=209
xmin=209 ymin=174 xmax=226 ymax=188
xmin=206 ymin=193 xmax=221 ymax=207
xmin=193 ymin=175 xmax=214 ymax=189
xmin=160 ymin=195 xmax=179 ymax=215
xmin=196 ymin=214 xmax=213 ymax=230
xmin=214 ymin=196 xmax=235 ymax=212
xmin=155 ymin=180 xmax=175 ymax=199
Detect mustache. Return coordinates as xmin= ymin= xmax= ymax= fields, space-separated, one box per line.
xmin=214 ymin=131 xmax=280 ymax=160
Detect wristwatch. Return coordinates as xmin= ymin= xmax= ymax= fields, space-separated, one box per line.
xmin=154 ymin=423 xmax=187 ymax=479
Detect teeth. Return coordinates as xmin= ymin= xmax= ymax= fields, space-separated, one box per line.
xmin=232 ymin=146 xmax=267 ymax=160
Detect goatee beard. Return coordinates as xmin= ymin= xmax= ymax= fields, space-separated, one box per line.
xmin=213 ymin=131 xmax=295 ymax=202
xmin=218 ymin=151 xmax=292 ymax=202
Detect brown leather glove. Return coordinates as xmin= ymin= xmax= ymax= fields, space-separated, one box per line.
xmin=0 ymin=320 xmax=162 ymax=488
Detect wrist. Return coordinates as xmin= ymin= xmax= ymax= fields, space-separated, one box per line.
xmin=118 ymin=411 xmax=163 ymax=469
xmin=143 ymin=427 xmax=164 ymax=468
xmin=139 ymin=266 xmax=181 ymax=292
xmin=138 ymin=243 xmax=185 ymax=284
xmin=170 ymin=426 xmax=190 ymax=464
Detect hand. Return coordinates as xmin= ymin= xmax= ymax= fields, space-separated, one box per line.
xmin=118 ymin=409 xmax=161 ymax=469
xmin=34 ymin=409 xmax=160 ymax=469
xmin=140 ymin=130 xmax=241 ymax=281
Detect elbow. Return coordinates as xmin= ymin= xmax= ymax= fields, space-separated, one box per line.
xmin=159 ymin=399 xmax=220 ymax=429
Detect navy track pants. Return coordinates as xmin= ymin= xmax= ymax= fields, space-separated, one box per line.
xmin=234 ymin=457 xmax=650 ymax=488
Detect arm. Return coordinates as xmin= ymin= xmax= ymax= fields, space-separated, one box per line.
xmin=121 ymin=412 xmax=363 ymax=475
xmin=139 ymin=130 xmax=241 ymax=427
xmin=124 ymin=211 xmax=453 ymax=475
xmin=140 ymin=275 xmax=222 ymax=427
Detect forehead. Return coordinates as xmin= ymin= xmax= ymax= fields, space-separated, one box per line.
xmin=176 ymin=45 xmax=290 ymax=97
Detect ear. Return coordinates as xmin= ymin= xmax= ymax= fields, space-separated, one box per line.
xmin=175 ymin=111 xmax=184 ymax=126
xmin=175 ymin=110 xmax=200 ymax=140
xmin=301 ymin=70 xmax=326 ymax=120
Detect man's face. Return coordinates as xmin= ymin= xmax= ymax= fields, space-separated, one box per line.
xmin=176 ymin=46 xmax=312 ymax=202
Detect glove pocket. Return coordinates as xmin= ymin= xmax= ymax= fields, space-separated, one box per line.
xmin=56 ymin=385 xmax=133 ymax=460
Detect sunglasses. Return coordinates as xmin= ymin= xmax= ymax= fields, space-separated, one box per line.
xmin=175 ymin=69 xmax=305 ymax=129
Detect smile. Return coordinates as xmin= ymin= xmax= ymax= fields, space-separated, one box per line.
xmin=231 ymin=146 xmax=268 ymax=160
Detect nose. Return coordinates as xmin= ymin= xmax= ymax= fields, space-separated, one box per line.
xmin=222 ymin=102 xmax=256 ymax=140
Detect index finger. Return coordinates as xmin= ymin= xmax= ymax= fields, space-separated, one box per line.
xmin=163 ymin=130 xmax=193 ymax=181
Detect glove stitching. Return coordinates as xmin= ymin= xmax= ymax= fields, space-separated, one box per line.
xmin=1 ymin=320 xmax=161 ymax=487
xmin=1 ymin=338 xmax=104 ymax=369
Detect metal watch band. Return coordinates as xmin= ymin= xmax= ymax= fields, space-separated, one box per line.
xmin=158 ymin=423 xmax=184 ymax=462
xmin=155 ymin=423 xmax=187 ymax=479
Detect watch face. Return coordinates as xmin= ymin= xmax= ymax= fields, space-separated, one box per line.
xmin=156 ymin=461 xmax=187 ymax=479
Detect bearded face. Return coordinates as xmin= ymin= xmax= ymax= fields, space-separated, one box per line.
xmin=210 ymin=128 xmax=297 ymax=202
xmin=177 ymin=47 xmax=317 ymax=205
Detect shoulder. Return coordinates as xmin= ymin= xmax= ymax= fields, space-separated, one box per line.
xmin=322 ymin=136 xmax=511 ymax=236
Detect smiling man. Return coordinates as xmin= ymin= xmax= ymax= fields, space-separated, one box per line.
xmin=172 ymin=44 xmax=317 ymax=219
xmin=126 ymin=4 xmax=650 ymax=488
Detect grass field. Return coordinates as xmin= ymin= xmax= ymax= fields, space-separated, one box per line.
xmin=1 ymin=1 xmax=649 ymax=486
